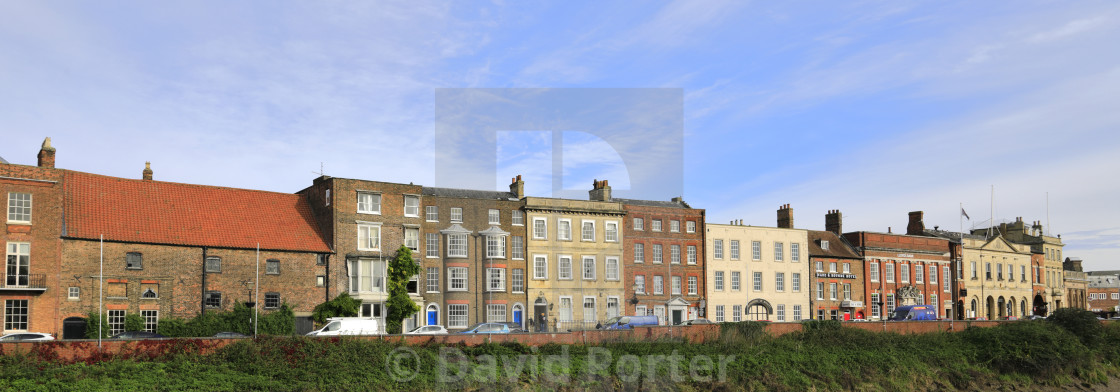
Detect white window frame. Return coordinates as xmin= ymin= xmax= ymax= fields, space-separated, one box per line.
xmin=511 ymin=236 xmax=524 ymax=260
xmin=751 ymin=241 xmax=760 ymax=261
xmin=485 ymin=235 xmax=506 ymax=259
xmin=512 ymin=269 xmax=524 ymax=293
xmin=791 ymin=243 xmax=800 ymax=262
xmin=558 ymin=255 xmax=573 ymax=280
xmin=141 ymin=310 xmax=159 ymax=333
xmin=559 ymin=297 xmax=573 ymax=321
xmin=732 ymin=305 xmax=742 ymax=322
xmin=731 ymin=271 xmax=741 ymax=291
xmin=68 ymin=286 xmax=80 ymax=300
xmin=635 ymin=275 xmax=646 ymax=294
xmin=829 ymin=282 xmax=838 ymax=300
xmin=714 ymin=271 xmax=724 ymax=291
xmin=670 ymin=220 xmax=680 ymax=233
xmin=532 ymin=218 xmax=547 ymax=240
xmin=753 ymin=272 xmax=762 ymax=291
xmin=7 ymin=193 xmax=31 ymax=224
xmin=775 ymin=272 xmax=785 ymax=292
xmin=357 ymin=223 xmax=381 ymax=251
xmin=633 ymin=218 xmax=644 ymax=231
xmin=714 ymin=239 xmax=723 ymax=260
xmin=448 ymin=267 xmax=468 ymax=291
xmin=792 ymin=273 xmax=801 ymax=292
xmin=634 ymin=243 xmax=644 ymax=263
xmin=512 ymin=210 xmax=524 ymax=226
xmin=870 ymin=261 xmax=880 ymax=282
xmin=488 ymin=209 xmax=500 ymax=224
xmin=449 ymin=304 xmax=468 ymax=328
xmin=107 ymin=310 xmax=126 ymax=336
xmin=582 ymin=256 xmax=596 ymax=280
xmin=606 ymin=297 xmax=620 ymax=319
xmin=776 ymin=304 xmax=786 ymax=322
xmin=356 ymin=192 xmax=381 ymax=215
xmin=533 ymin=255 xmax=548 ymax=280
xmin=816 ymin=282 xmax=825 ymax=300
xmin=687 ymin=245 xmax=696 ymax=265
xmin=404 ymin=195 xmax=419 ymax=217
xmin=487 ymin=304 xmax=507 ymax=323
xmin=558 ymin=219 xmax=572 ymax=241
xmin=670 ymin=245 xmax=680 ymax=264
xmin=715 ymin=305 xmax=725 ymax=322
xmin=426 ymin=233 xmax=439 ymax=258
xmin=672 ymin=276 xmax=682 ymax=295
xmin=774 ymin=242 xmax=784 ymax=262
xmin=487 ymin=268 xmax=506 ymax=292
xmin=793 ymin=305 xmax=802 ymax=321
xmin=652 ymin=219 xmax=662 ymax=232
xmin=687 ymin=276 xmax=697 ymax=295
xmin=583 ymin=297 xmax=597 ymax=322
xmin=605 ymin=221 xmax=619 ymax=242
xmin=653 ymin=275 xmax=664 ymax=295
xmin=581 ymin=220 xmax=596 ymax=242
xmin=450 ymin=207 xmax=463 ymax=223
xmin=686 ymin=221 xmax=696 ymax=233
xmin=652 ymin=244 xmax=663 ymax=264
xmin=426 ymin=267 xmax=439 ymax=293
xmin=405 ymin=227 xmax=419 ymax=251
xmin=606 ymin=257 xmax=620 ymax=281
xmin=447 ymin=233 xmax=468 ymax=258
xmin=425 ymin=205 xmax=438 ymax=222
xmin=885 ymin=263 xmax=895 ymax=283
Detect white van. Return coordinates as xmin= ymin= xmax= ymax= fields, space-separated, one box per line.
xmin=305 ymin=317 xmax=381 ymax=336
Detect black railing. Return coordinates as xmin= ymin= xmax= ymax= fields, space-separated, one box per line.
xmin=2 ymin=273 xmax=46 ymax=289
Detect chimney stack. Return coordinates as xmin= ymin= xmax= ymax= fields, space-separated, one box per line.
xmin=37 ymin=137 xmax=56 ymax=168
xmin=143 ymin=162 xmax=153 ymax=181
xmin=777 ymin=204 xmax=793 ymax=229
xmin=509 ymin=175 xmax=525 ymax=199
xmin=825 ymin=210 xmax=843 ymax=235
xmin=589 ymin=179 xmax=611 ymax=201
xmin=907 ymin=211 xmax=925 ymax=235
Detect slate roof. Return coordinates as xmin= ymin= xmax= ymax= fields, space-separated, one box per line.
xmin=807 ymin=230 xmax=862 ymax=259
xmin=421 ymin=187 xmax=517 ymax=201
xmin=614 ymin=198 xmax=691 ymax=209
xmin=63 ymin=171 xmax=331 ymax=252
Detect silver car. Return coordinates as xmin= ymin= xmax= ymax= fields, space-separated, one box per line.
xmin=0 ymin=332 xmax=55 ymax=341
xmin=405 ymin=325 xmax=448 ymax=335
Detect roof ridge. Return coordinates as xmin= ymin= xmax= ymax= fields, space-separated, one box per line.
xmin=64 ymin=169 xmax=304 ymax=197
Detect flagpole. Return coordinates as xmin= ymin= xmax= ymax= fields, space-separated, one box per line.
xmin=99 ymin=234 xmax=103 ymax=349
xmin=254 ymin=243 xmax=260 ymax=337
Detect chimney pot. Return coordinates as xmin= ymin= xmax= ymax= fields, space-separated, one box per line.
xmin=589 ymin=178 xmax=611 ymax=201
xmin=143 ymin=161 xmax=153 ymax=181
xmin=37 ymin=137 xmax=56 ymax=168
xmin=509 ymin=174 xmax=525 ymax=199
xmin=777 ymin=204 xmax=794 ymax=229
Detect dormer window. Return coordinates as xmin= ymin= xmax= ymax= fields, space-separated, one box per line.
xmin=821 ymin=240 xmax=830 ymax=251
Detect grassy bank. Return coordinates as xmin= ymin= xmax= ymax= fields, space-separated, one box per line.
xmin=2 ymin=310 xmax=1119 ymax=391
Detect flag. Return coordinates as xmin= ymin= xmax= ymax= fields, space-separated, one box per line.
xmin=961 ymin=207 xmax=970 ymax=220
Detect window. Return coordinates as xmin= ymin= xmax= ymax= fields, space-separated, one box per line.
xmin=266 ymin=259 xmax=280 ymax=275
xmin=357 ymin=224 xmax=381 ymax=251
xmin=652 ymin=220 xmax=662 ymax=232
xmin=7 ymin=193 xmax=31 ymax=223
xmin=140 ymin=282 xmax=158 ymax=299
xmin=581 ymin=221 xmax=595 ymax=241
xmin=829 ymin=283 xmax=838 ymax=300
xmin=732 ymin=240 xmax=741 ymax=260
xmin=426 ymin=233 xmax=439 ymax=258
xmin=1008 ymin=264 xmax=1014 ymax=281
xmin=404 ymin=196 xmax=419 ymax=217
xmin=714 ymin=240 xmax=723 ymax=259
xmin=731 ymin=271 xmax=741 ymax=291
xmin=607 ymin=298 xmax=620 ymax=319
xmin=1020 ymin=265 xmax=1026 ymax=282
xmin=653 ymin=244 xmax=663 ymax=264
xmin=775 ymin=273 xmax=785 ymax=292
xmin=870 ymin=262 xmax=879 ymax=282
xmin=930 ymin=295 xmax=938 ymax=313
xmin=901 ymin=264 xmax=910 ymax=283
xmin=426 ymin=268 xmax=439 ymax=292
xmin=972 ymin=261 xmax=978 ymax=279
xmin=205 ymin=256 xmax=221 ymax=273
xmin=791 ymin=243 xmax=800 ymax=262
xmin=821 ymin=240 xmax=829 ymax=251
xmin=325 ymin=189 xmax=330 ymax=206
xmin=997 ymin=263 xmax=1003 ymax=280
xmin=816 ymin=282 xmax=824 ymax=300
xmin=348 ymin=259 xmax=385 ymax=293
xmin=512 ymin=210 xmax=524 ymax=225
xmin=776 ymin=305 xmax=786 ymax=322
xmin=534 ymin=255 xmax=548 ymax=279
xmin=635 ymin=275 xmax=645 ymax=293
xmin=108 ymin=310 xmax=125 ymax=335
xmin=405 ymin=228 xmax=419 ymax=251
xmin=583 ymin=297 xmax=597 ymax=322
xmin=915 ymin=264 xmax=924 ymax=283
xmin=633 ymin=218 xmax=644 ymax=231
xmin=511 ymin=236 xmax=524 ymax=259
xmin=672 ymin=276 xmax=682 ymax=295
xmin=558 ymin=219 xmax=572 ymax=240
xmin=488 ymin=209 xmax=500 ymax=224
xmin=634 ymin=243 xmax=645 ymax=263
xmin=670 ymin=220 xmax=680 ymax=232
xmin=753 ymin=272 xmax=762 ymax=291
xmin=688 ymin=276 xmax=697 ymax=295
xmin=829 ymin=262 xmax=837 ymax=273
xmin=886 ymin=294 xmax=895 ymax=314
xmin=316 ymin=275 xmax=326 ymax=287
xmin=449 ymin=304 xmax=468 ymax=328
xmin=843 ymin=283 xmax=851 ymax=300
xmin=68 ymin=287 xmax=80 ymax=300
xmin=447 ymin=234 xmax=467 ymax=258
xmin=653 ymin=276 xmax=664 ymax=295
xmin=605 ymin=222 xmax=618 ymax=242
xmin=885 ymin=263 xmax=895 ymax=283
xmin=264 ymin=293 xmax=280 ymax=309
xmin=141 ymin=310 xmax=158 ymax=333
xmin=425 ymin=206 xmax=438 ymax=221
xmin=512 ymin=269 xmax=524 ymax=292
xmin=793 ymin=305 xmax=802 ymax=321
xmin=558 ymin=256 xmax=573 ymax=280
xmin=686 ymin=221 xmax=696 ymax=233
xmin=317 ymin=254 xmax=327 ymax=266
xmin=792 ymin=273 xmax=801 ymax=292
xmin=4 ymin=300 xmax=28 ymax=330
xmin=485 ymin=235 xmax=506 ymax=258
xmin=448 ymin=267 xmax=467 ymax=291
xmin=487 ymin=268 xmax=505 ymax=292
xmin=687 ymin=245 xmax=697 ymax=265
xmin=126 ymin=252 xmax=143 ymax=269
xmin=559 ymin=297 xmax=573 ymax=321
xmin=750 ymin=241 xmax=760 ymax=260
xmin=986 ymin=263 xmax=992 ymax=280
xmin=816 ymin=261 xmax=824 ymax=272
xmin=871 ymin=293 xmax=881 ymax=319
xmin=715 ymin=271 xmax=725 ymax=291
xmin=357 ymin=192 xmax=380 ymax=214
xmin=487 ymin=304 xmax=507 ymax=323
xmin=582 ymin=257 xmax=596 ymax=280
xmin=204 ymin=291 xmax=222 ymax=308
xmin=774 ymin=242 xmax=784 ymax=261
xmin=409 ymin=274 xmax=421 ymax=295
xmin=716 ymin=305 xmax=725 ymax=322
xmin=732 ymin=305 xmax=742 ymax=322
xmin=606 ymin=257 xmax=619 ymax=281
xmin=671 ymin=245 xmax=680 ymax=264
xmin=843 ymin=263 xmax=851 ymax=274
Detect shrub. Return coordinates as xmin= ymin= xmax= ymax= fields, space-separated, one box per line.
xmin=84 ymin=311 xmax=109 ymax=339
xmin=155 ymin=303 xmax=295 ymax=337
xmin=962 ymin=320 xmax=1088 ymax=379
xmin=311 ymin=293 xmax=361 ymax=324
xmin=1047 ymin=307 xmax=1104 ymax=348
xmin=124 ymin=313 xmax=145 ymax=332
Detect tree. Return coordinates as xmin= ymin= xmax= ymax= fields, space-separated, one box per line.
xmin=84 ymin=311 xmax=110 ymax=339
xmin=124 ymin=313 xmax=145 ymax=332
xmin=386 ymin=245 xmax=421 ymax=334
xmin=311 ymin=293 xmax=362 ymax=324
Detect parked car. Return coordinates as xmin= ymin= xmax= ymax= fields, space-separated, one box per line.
xmin=887 ymin=305 xmax=938 ymax=321
xmin=110 ymin=331 xmax=166 ymax=339
xmin=0 ymin=332 xmax=55 ymax=341
xmin=498 ymin=322 xmax=525 ymax=333
xmin=597 ymin=315 xmax=660 ymax=330
xmin=213 ymin=332 xmax=248 ymax=338
xmin=1026 ymin=315 xmax=1046 ymax=320
xmin=678 ymin=318 xmax=713 ymax=326
xmin=405 ymin=325 xmax=448 ymax=335
xmin=305 ymin=317 xmax=381 ymax=336
xmin=459 ymin=323 xmax=511 ymax=334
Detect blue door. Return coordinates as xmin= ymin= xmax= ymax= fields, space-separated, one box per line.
xmin=513 ymin=310 xmax=522 ymax=326
xmin=427 ymin=310 xmax=438 ymax=325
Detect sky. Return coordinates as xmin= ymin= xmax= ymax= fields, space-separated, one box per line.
xmin=1 ymin=1 xmax=1118 ymax=270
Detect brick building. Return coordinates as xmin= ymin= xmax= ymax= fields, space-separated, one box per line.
xmin=808 ymin=210 xmax=864 ymax=320
xmin=1088 ymin=271 xmax=1120 ymax=318
xmin=618 ymin=194 xmax=705 ymax=324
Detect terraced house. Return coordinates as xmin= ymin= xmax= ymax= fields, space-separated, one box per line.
xmin=808 ymin=210 xmax=865 ymax=320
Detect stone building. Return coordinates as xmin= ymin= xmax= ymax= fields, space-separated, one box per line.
xmin=973 ymin=218 xmax=1065 ymax=314
xmin=808 ymin=210 xmax=865 ymax=320
xmin=1063 ymin=257 xmax=1088 ymax=310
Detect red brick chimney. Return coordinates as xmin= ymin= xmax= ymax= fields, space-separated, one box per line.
xmin=589 ymin=179 xmax=611 ymax=201
xmin=907 ymin=211 xmax=925 ymax=235
xmin=777 ymin=204 xmax=793 ymax=228
xmin=143 ymin=162 xmax=153 ymax=181
xmin=37 ymin=137 xmax=55 ymax=168
xmin=825 ymin=210 xmax=843 ymax=235
xmin=509 ymin=175 xmax=525 ymax=199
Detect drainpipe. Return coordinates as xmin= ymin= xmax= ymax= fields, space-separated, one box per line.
xmin=201 ymin=247 xmax=208 ymax=315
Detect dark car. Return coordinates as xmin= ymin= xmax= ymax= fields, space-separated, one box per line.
xmin=110 ymin=331 xmax=166 ymax=339
xmin=213 ymin=332 xmax=249 ymax=338
xmin=458 ymin=323 xmax=511 ymax=334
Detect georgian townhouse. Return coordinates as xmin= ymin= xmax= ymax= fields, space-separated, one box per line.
xmin=617 ymin=191 xmax=705 ymax=325
xmin=300 ymin=176 xmax=423 ymax=332
xmin=525 ymin=181 xmax=625 ymax=332
xmin=418 ymin=176 xmax=527 ymax=332
xmin=808 ymin=210 xmax=864 ymax=320
xmin=706 ymin=205 xmax=809 ymax=323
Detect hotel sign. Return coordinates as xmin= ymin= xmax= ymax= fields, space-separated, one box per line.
xmin=815 ymin=273 xmax=857 ymax=279
xmin=897 ymin=253 xmax=914 ymax=258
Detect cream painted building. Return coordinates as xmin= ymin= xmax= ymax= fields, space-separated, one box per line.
xmin=958 ymin=235 xmax=1033 ymax=319
xmin=706 ymin=222 xmax=809 ymax=322
xmin=524 ymin=196 xmax=626 ymax=331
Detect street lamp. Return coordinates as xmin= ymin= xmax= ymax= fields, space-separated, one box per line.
xmin=630 ymin=283 xmax=640 ymax=306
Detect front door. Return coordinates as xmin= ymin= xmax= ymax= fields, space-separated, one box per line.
xmin=534 ymin=303 xmax=548 ymax=332
xmin=513 ymin=309 xmax=522 ymax=327
xmin=428 ymin=310 xmax=438 ymax=325
xmin=672 ymin=310 xmax=683 ymax=325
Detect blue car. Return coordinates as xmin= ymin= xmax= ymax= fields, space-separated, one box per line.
xmin=459 ymin=323 xmax=511 ymax=334
xmin=888 ymin=305 xmax=938 ymax=321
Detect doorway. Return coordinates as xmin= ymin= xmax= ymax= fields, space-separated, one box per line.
xmin=63 ymin=317 xmax=87 ymax=339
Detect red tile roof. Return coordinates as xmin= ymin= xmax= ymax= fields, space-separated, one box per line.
xmin=63 ymin=171 xmax=331 ymax=253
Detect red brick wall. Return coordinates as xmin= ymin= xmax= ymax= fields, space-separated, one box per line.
xmin=622 ymin=203 xmax=705 ymax=318
xmin=1 ymin=162 xmax=65 ymax=336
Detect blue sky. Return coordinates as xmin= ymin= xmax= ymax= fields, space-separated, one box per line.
xmin=2 ymin=1 xmax=1118 ymax=270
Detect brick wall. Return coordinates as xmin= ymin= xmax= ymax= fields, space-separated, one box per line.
xmin=1 ymin=162 xmax=65 ymax=336
xmin=622 ymin=203 xmax=705 ymax=319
